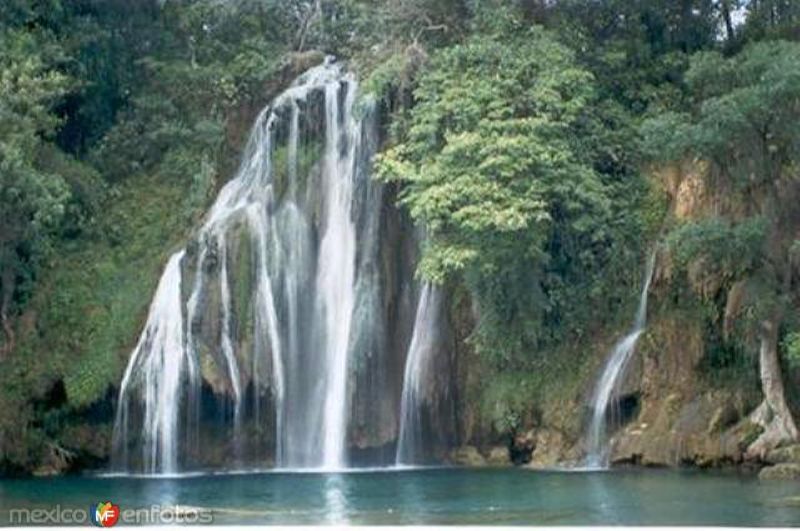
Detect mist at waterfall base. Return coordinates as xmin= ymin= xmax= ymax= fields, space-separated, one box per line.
xmin=583 ymin=251 xmax=657 ymax=469
xmin=112 ymin=58 xmax=449 ymax=475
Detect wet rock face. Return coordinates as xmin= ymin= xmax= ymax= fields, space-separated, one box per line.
xmin=657 ymin=161 xmax=745 ymax=221
xmin=529 ymin=428 xmax=581 ymax=467
xmin=607 ymin=314 xmax=760 ymax=467
xmin=600 ymin=161 xmax=774 ymax=469
xmin=348 ymin=181 xmax=420 ymax=454
xmin=412 ymin=289 xmax=464 ymax=464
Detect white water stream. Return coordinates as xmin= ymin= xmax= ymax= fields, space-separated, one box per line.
xmin=112 ymin=58 xmax=375 ymax=473
xmin=584 ymin=251 xmax=657 ymax=468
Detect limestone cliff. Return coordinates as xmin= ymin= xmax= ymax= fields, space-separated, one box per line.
xmin=440 ymin=160 xmax=798 ymax=471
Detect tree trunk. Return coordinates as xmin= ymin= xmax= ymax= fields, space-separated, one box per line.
xmin=746 ymin=316 xmax=799 ymax=459
xmin=0 ymin=265 xmax=15 ymax=360
xmin=295 ymin=0 xmax=322 ymax=53
xmin=720 ymin=0 xmax=735 ymax=42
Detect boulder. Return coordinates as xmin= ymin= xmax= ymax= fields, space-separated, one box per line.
xmin=766 ymin=444 xmax=800 ymax=465
xmin=486 ymin=446 xmax=510 ymax=466
xmin=450 ymin=446 xmax=486 ymax=466
xmin=759 ymin=463 xmax=800 ymax=480
xmin=530 ymin=429 xmax=569 ymax=467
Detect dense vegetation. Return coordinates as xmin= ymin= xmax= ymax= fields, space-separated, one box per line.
xmin=1 ymin=0 xmax=799 ymax=472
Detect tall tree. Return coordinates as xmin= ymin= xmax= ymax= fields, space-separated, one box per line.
xmin=377 ymin=24 xmax=642 ymax=365
xmin=642 ymin=40 xmax=800 ymax=454
xmin=0 ymin=28 xmax=72 ymax=358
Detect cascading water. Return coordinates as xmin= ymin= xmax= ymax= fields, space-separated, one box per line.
xmin=396 ymin=284 xmax=442 ymax=466
xmin=316 ymin=81 xmax=358 ymax=469
xmin=584 ymin=251 xmax=657 ymax=468
xmin=112 ymin=58 xmax=388 ymax=474
xmin=112 ymin=251 xmax=186 ymax=474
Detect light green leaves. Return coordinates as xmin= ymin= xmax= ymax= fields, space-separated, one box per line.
xmin=377 ymin=28 xmax=610 ymax=282
xmin=375 ymin=26 xmax=638 ymax=363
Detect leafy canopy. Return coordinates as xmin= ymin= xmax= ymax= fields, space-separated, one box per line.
xmin=642 ymin=40 xmax=800 ymax=187
xmin=377 ymin=26 xmax=644 ymax=365
xmin=0 ymin=27 xmax=72 ymax=294
xmin=643 ymin=39 xmax=800 ymax=273
xmin=377 ymin=27 xmax=611 ymax=282
xmin=644 ymin=40 xmax=800 ymax=357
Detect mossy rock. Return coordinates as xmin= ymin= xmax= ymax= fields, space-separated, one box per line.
xmin=706 ymin=403 xmax=739 ymax=434
xmin=737 ymin=420 xmax=764 ymax=452
xmin=486 ymin=446 xmax=510 ymax=466
xmin=759 ymin=463 xmax=800 ymax=480
xmin=450 ymin=446 xmax=486 ymax=466
xmin=766 ymin=444 xmax=800 ymax=465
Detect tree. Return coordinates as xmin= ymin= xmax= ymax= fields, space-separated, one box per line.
xmin=548 ymin=0 xmax=720 ymax=114
xmin=642 ymin=40 xmax=800 ymax=455
xmin=741 ymin=0 xmax=800 ymax=41
xmin=0 ymin=28 xmax=72 ymax=358
xmin=377 ymin=24 xmax=640 ymax=364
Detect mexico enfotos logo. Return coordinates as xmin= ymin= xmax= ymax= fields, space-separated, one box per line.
xmin=8 ymin=501 xmax=213 ymax=525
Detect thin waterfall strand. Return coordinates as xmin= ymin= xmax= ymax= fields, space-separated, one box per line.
xmin=396 ymin=283 xmax=442 ymax=466
xmin=111 ymin=251 xmax=186 ymax=474
xmin=584 ymin=251 xmax=657 ymax=468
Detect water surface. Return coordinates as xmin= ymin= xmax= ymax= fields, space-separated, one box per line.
xmin=2 ymin=467 xmax=799 ymax=525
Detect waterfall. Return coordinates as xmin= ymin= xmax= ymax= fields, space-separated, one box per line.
xmin=317 ymin=81 xmax=358 ymax=469
xmin=396 ymin=283 xmax=442 ymax=466
xmin=111 ymin=251 xmax=186 ymax=474
xmin=112 ymin=57 xmax=384 ymax=473
xmin=584 ymin=251 xmax=657 ymax=468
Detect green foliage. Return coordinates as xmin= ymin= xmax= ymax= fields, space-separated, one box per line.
xmin=379 ymin=28 xmax=601 ymax=280
xmin=91 ymin=1 xmax=287 ymax=183
xmin=378 ymin=26 xmax=646 ymax=366
xmin=644 ymin=38 xmax=800 ymax=365
xmin=642 ymin=40 xmax=800 ymax=186
xmin=550 ymin=0 xmax=718 ymax=114
xmin=783 ymin=332 xmax=800 ymax=369
xmin=0 ymin=25 xmax=75 ymax=333
xmin=738 ymin=0 xmax=800 ymax=43
xmin=643 ymin=40 xmax=800 ymax=377
xmin=1 ymin=0 xmax=299 ymax=468
xmin=480 ymin=373 xmax=530 ymax=434
xmin=1 ymin=0 xmax=798 ymax=471
xmin=17 ymin=171 xmax=192 ymax=408
xmin=476 ymin=334 xmax=596 ymax=436
xmin=0 ymin=165 xmax=194 ymax=470
xmin=667 ymin=217 xmax=767 ymax=280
